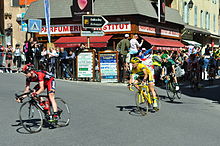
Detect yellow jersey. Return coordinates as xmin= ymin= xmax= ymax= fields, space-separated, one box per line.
xmin=131 ymin=63 xmax=154 ymax=81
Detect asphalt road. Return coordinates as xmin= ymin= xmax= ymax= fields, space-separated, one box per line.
xmin=1 ymin=73 xmax=220 ymax=146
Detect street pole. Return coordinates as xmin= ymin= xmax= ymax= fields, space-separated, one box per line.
xmin=87 ymin=36 xmax=90 ymax=49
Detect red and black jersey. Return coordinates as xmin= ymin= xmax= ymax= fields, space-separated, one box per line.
xmin=26 ymin=70 xmax=54 ymax=86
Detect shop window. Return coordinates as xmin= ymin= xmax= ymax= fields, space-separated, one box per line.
xmin=194 ymin=6 xmax=197 ymax=26
xmin=200 ymin=10 xmax=204 ymax=28
xmin=213 ymin=14 xmax=216 ymax=32
xmin=205 ymin=12 xmax=209 ymax=29
xmin=183 ymin=2 xmax=189 ymax=24
xmin=11 ymin=0 xmax=20 ymax=7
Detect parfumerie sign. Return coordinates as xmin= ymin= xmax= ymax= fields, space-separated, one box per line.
xmin=39 ymin=22 xmax=131 ymax=34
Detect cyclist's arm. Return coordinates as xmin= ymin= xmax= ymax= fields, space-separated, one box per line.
xmin=161 ymin=67 xmax=165 ymax=77
xmin=35 ymin=81 xmax=44 ymax=95
xmin=129 ymin=74 xmax=134 ymax=85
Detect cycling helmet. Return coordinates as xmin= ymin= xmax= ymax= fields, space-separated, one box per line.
xmin=130 ymin=57 xmax=141 ymax=63
xmin=22 ymin=64 xmax=34 ymax=74
xmin=161 ymin=54 xmax=169 ymax=59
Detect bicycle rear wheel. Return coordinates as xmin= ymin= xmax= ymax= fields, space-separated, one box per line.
xmin=55 ymin=97 xmax=70 ymax=127
xmin=166 ymin=82 xmax=175 ymax=102
xmin=176 ymin=90 xmax=182 ymax=99
xmin=19 ymin=101 xmax=43 ymax=133
xmin=135 ymin=92 xmax=148 ymax=116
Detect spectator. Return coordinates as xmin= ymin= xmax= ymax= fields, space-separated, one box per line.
xmin=129 ymin=34 xmax=144 ymax=58
xmin=24 ymin=38 xmax=35 ymax=64
xmin=66 ymin=49 xmax=76 ymax=80
xmin=116 ymin=34 xmax=130 ymax=82
xmin=201 ymin=55 xmax=209 ymax=80
xmin=137 ymin=47 xmax=152 ymax=60
xmin=0 ymin=42 xmax=4 ymax=69
xmin=39 ymin=47 xmax=48 ymax=70
xmin=75 ymin=43 xmax=86 ymax=56
xmin=13 ymin=44 xmax=22 ymax=72
xmin=5 ymin=45 xmax=13 ymax=73
xmin=59 ymin=47 xmax=68 ymax=79
xmin=32 ymin=43 xmax=41 ymax=69
xmin=48 ymin=47 xmax=59 ymax=75
xmin=152 ymin=50 xmax=162 ymax=86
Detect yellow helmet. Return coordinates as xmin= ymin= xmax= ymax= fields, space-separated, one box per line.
xmin=130 ymin=57 xmax=141 ymax=63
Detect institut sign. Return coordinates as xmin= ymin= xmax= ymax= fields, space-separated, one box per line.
xmin=39 ymin=22 xmax=131 ymax=35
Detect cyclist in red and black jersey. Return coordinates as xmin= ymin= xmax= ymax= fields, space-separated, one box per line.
xmin=16 ymin=64 xmax=58 ymax=122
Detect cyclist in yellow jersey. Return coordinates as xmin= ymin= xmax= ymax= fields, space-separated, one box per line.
xmin=128 ymin=57 xmax=158 ymax=108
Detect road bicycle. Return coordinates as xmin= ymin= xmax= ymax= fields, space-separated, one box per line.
xmin=164 ymin=74 xmax=182 ymax=102
xmin=15 ymin=90 xmax=70 ymax=133
xmin=129 ymin=83 xmax=160 ymax=116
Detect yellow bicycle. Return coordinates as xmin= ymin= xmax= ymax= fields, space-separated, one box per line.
xmin=129 ymin=83 xmax=160 ymax=116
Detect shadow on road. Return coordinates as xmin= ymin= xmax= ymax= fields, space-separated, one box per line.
xmin=116 ymin=105 xmax=144 ymax=116
xmin=11 ymin=119 xmax=57 ymax=134
xmin=162 ymin=79 xmax=220 ymax=103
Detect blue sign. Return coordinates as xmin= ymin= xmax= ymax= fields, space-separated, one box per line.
xmin=28 ymin=19 xmax=42 ymax=33
xmin=99 ymin=53 xmax=118 ymax=83
xmin=21 ymin=21 xmax=27 ymax=32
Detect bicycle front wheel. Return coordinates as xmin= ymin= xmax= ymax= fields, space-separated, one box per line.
xmin=19 ymin=101 xmax=43 ymax=133
xmin=55 ymin=97 xmax=70 ymax=127
xmin=166 ymin=82 xmax=175 ymax=102
xmin=135 ymin=92 xmax=148 ymax=116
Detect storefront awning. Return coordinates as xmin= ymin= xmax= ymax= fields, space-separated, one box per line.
xmin=141 ymin=36 xmax=185 ymax=51
xmin=182 ymin=40 xmax=201 ymax=47
xmin=54 ymin=35 xmax=113 ymax=48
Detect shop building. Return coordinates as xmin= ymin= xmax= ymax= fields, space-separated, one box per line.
xmin=24 ymin=0 xmax=186 ymax=51
xmin=171 ymin=0 xmax=220 ymax=47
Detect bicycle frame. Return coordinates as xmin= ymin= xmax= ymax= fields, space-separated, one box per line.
xmin=129 ymin=83 xmax=153 ymax=105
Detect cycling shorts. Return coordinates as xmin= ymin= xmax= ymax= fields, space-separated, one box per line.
xmin=33 ymin=78 xmax=56 ymax=94
xmin=133 ymin=74 xmax=154 ymax=83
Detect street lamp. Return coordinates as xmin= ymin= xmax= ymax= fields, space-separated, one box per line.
xmin=188 ymin=0 xmax=194 ymax=9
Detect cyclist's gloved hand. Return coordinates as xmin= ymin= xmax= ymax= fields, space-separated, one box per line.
xmin=31 ymin=92 xmax=37 ymax=97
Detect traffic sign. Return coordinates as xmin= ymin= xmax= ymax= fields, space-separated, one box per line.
xmin=28 ymin=19 xmax=42 ymax=33
xmin=82 ymin=15 xmax=108 ymax=29
xmin=81 ymin=30 xmax=105 ymax=36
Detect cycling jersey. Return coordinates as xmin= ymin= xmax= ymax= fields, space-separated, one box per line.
xmin=161 ymin=59 xmax=176 ymax=74
xmin=131 ymin=63 xmax=154 ymax=82
xmin=26 ymin=70 xmax=55 ymax=93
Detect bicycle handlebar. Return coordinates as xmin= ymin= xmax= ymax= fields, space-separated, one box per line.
xmin=128 ymin=83 xmax=148 ymax=91
xmin=15 ymin=90 xmax=34 ymax=98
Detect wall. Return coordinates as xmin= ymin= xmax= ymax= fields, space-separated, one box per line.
xmin=4 ymin=0 xmax=27 ymax=47
xmin=171 ymin=0 xmax=219 ymax=35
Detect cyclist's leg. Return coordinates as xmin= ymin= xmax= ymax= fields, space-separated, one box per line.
xmin=47 ymin=78 xmax=58 ymax=113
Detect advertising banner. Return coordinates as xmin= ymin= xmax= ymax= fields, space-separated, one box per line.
xmin=99 ymin=51 xmax=118 ymax=83
xmin=77 ymin=51 xmax=94 ymax=78
xmin=71 ymin=0 xmax=93 ymax=16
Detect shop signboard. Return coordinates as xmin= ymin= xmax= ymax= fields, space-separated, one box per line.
xmin=77 ymin=51 xmax=94 ymax=78
xmin=99 ymin=51 xmax=118 ymax=83
xmin=39 ymin=22 xmax=131 ymax=34
xmin=81 ymin=30 xmax=104 ymax=36
xmin=139 ymin=25 xmax=156 ymax=34
xmin=82 ymin=15 xmax=108 ymax=29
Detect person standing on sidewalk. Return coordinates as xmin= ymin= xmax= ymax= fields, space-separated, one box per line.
xmin=5 ymin=45 xmax=13 ymax=73
xmin=0 ymin=42 xmax=5 ymax=71
xmin=116 ymin=34 xmax=130 ymax=82
xmin=13 ymin=44 xmax=22 ymax=72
